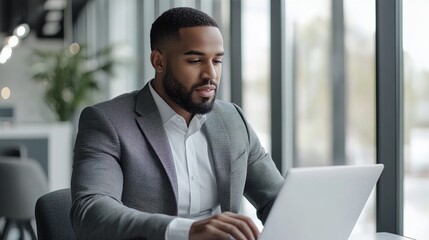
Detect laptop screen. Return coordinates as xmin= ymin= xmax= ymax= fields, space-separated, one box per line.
xmin=259 ymin=164 xmax=384 ymax=240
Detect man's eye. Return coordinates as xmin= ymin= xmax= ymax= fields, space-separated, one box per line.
xmin=188 ymin=60 xmax=201 ymax=64
xmin=213 ymin=59 xmax=223 ymax=64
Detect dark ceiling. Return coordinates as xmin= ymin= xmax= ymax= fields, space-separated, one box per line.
xmin=0 ymin=0 xmax=89 ymax=39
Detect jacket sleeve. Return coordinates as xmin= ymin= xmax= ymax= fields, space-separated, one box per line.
xmin=70 ymin=106 xmax=175 ymax=240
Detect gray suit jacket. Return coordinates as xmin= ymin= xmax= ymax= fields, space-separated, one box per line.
xmin=70 ymin=83 xmax=284 ymax=240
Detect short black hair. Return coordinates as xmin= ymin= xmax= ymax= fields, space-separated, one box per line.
xmin=150 ymin=7 xmax=219 ymax=50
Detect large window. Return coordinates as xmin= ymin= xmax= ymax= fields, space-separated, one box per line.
xmin=285 ymin=0 xmax=376 ymax=234
xmin=344 ymin=0 xmax=376 ymax=233
xmin=242 ymin=0 xmax=271 ymax=151
xmin=287 ymin=0 xmax=332 ymax=167
xmin=241 ymin=0 xmax=270 ymax=230
xmin=403 ymin=0 xmax=429 ymax=239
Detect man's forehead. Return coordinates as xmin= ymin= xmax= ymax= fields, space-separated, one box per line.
xmin=183 ymin=49 xmax=225 ymax=57
xmin=176 ymin=26 xmax=223 ymax=48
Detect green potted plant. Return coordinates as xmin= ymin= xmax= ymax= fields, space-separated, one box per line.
xmin=31 ymin=43 xmax=115 ymax=121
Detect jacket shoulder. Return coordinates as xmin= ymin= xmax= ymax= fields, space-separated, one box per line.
xmin=93 ymin=90 xmax=139 ymax=111
xmin=212 ymin=99 xmax=243 ymax=117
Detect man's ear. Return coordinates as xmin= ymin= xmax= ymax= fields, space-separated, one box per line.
xmin=150 ymin=50 xmax=165 ymax=73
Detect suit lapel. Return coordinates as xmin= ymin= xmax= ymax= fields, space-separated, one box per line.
xmin=203 ymin=110 xmax=232 ymax=212
xmin=134 ymin=84 xmax=178 ymax=208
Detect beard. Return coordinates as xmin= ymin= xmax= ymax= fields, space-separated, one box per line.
xmin=163 ymin=66 xmax=217 ymax=115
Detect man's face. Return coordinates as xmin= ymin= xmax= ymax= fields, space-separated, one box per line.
xmin=161 ymin=26 xmax=224 ymax=115
xmin=163 ymin=64 xmax=217 ymax=114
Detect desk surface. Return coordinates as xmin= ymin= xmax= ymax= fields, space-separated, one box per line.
xmin=349 ymin=232 xmax=415 ymax=240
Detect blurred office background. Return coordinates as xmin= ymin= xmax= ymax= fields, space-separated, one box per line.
xmin=0 ymin=0 xmax=427 ymax=239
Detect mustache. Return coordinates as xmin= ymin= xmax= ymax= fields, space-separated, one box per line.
xmin=191 ymin=80 xmax=218 ymax=90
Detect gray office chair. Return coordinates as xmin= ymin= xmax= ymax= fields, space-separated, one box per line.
xmin=35 ymin=188 xmax=76 ymax=240
xmin=0 ymin=157 xmax=48 ymax=240
xmin=0 ymin=147 xmax=27 ymax=238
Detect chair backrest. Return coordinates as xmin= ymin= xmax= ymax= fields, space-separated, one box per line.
xmin=35 ymin=188 xmax=76 ymax=240
xmin=0 ymin=157 xmax=48 ymax=219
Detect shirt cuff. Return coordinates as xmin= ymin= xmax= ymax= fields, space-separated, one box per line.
xmin=165 ymin=217 xmax=195 ymax=240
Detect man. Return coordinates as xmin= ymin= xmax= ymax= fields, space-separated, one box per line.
xmin=71 ymin=7 xmax=284 ymax=240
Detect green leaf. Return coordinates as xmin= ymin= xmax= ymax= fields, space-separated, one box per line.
xmin=30 ymin=44 xmax=116 ymax=121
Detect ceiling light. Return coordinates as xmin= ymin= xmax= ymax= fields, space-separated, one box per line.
xmin=14 ymin=23 xmax=30 ymax=38
xmin=69 ymin=43 xmax=80 ymax=55
xmin=1 ymin=87 xmax=11 ymax=100
xmin=46 ymin=10 xmax=63 ymax=22
xmin=0 ymin=46 xmax=12 ymax=63
xmin=44 ymin=0 xmax=67 ymax=10
xmin=6 ymin=36 xmax=20 ymax=48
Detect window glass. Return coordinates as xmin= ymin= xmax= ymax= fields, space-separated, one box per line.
xmin=344 ymin=0 xmax=376 ymax=234
xmin=287 ymin=0 xmax=331 ymax=167
xmin=403 ymin=0 xmax=429 ymax=239
xmin=242 ymin=0 xmax=271 ymax=151
xmin=241 ymin=0 xmax=270 ymax=230
xmin=108 ymin=0 xmax=138 ymax=97
xmin=287 ymin=0 xmax=376 ymax=234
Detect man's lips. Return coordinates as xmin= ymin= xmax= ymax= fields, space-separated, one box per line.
xmin=195 ymin=85 xmax=217 ymax=91
xmin=194 ymin=85 xmax=216 ymax=98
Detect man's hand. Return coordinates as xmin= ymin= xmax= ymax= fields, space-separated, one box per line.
xmin=189 ymin=212 xmax=260 ymax=240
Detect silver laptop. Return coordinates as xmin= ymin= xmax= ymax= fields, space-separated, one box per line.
xmin=260 ymin=164 xmax=384 ymax=240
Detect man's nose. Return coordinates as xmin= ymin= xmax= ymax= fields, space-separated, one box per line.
xmin=201 ymin=62 xmax=218 ymax=79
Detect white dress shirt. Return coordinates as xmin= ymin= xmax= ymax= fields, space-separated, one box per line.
xmin=149 ymin=82 xmax=220 ymax=240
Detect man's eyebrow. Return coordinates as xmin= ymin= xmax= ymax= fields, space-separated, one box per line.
xmin=184 ymin=50 xmax=225 ymax=56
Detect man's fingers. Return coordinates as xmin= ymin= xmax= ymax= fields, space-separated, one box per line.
xmin=212 ymin=212 xmax=259 ymax=240
xmin=201 ymin=223 xmax=237 ymax=240
xmin=208 ymin=218 xmax=247 ymax=240
xmin=189 ymin=212 xmax=260 ymax=240
xmin=222 ymin=212 xmax=260 ymax=238
xmin=190 ymin=218 xmax=245 ymax=240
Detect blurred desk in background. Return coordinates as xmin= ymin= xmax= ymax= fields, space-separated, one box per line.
xmin=0 ymin=123 xmax=72 ymax=191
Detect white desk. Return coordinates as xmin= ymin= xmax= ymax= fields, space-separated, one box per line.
xmin=349 ymin=232 xmax=415 ymax=240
